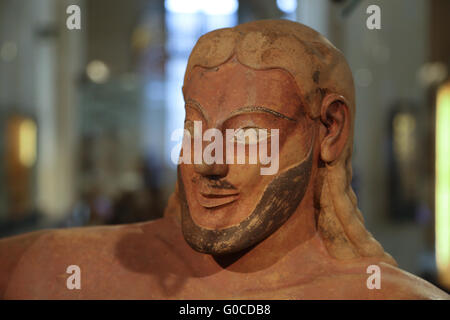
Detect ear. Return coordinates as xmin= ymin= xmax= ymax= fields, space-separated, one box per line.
xmin=319 ymin=94 xmax=350 ymax=163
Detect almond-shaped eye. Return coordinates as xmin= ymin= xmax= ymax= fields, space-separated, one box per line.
xmin=184 ymin=120 xmax=194 ymax=137
xmin=232 ymin=127 xmax=270 ymax=145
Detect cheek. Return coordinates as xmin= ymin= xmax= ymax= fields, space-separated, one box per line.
xmin=279 ymin=127 xmax=315 ymax=168
xmin=226 ymin=163 xmax=262 ymax=188
xmin=179 ymin=164 xmax=195 ymax=189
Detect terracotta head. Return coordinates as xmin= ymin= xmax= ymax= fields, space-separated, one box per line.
xmin=175 ymin=19 xmax=395 ymax=265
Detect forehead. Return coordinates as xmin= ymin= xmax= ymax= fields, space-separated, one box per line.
xmin=183 ymin=59 xmax=303 ymax=122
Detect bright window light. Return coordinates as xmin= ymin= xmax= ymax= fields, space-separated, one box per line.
xmin=165 ymin=0 xmax=238 ymax=15
xmin=277 ymin=0 xmax=297 ymax=13
xmin=202 ymin=0 xmax=238 ymax=15
xmin=436 ymin=81 xmax=450 ymax=288
xmin=165 ymin=0 xmax=201 ymax=14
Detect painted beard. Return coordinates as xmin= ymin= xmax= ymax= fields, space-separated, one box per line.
xmin=178 ymin=141 xmax=314 ymax=256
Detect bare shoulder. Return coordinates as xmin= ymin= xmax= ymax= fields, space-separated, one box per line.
xmin=0 ymin=217 xmax=182 ymax=299
xmin=0 ymin=229 xmax=50 ymax=298
xmin=376 ymin=262 xmax=449 ymax=300
xmin=305 ymin=261 xmax=450 ymax=299
xmin=254 ymin=261 xmax=450 ymax=300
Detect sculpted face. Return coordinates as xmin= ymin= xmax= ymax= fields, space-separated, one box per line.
xmin=178 ymin=58 xmax=319 ymax=255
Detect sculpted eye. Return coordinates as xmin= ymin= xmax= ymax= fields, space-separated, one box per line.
xmin=232 ymin=127 xmax=270 ymax=145
xmin=184 ymin=120 xmax=194 ymax=137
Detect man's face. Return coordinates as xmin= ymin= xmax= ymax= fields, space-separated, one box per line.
xmin=178 ymin=58 xmax=317 ymax=255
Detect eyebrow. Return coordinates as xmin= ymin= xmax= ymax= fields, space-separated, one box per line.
xmin=226 ymin=106 xmax=297 ymax=122
xmin=185 ymin=99 xmax=297 ymax=123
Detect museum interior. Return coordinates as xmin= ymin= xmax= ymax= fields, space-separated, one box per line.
xmin=0 ymin=0 xmax=449 ymax=293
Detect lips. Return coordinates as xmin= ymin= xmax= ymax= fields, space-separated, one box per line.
xmin=196 ymin=179 xmax=240 ymax=208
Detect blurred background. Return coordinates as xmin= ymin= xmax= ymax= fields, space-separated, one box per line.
xmin=0 ymin=0 xmax=449 ymax=292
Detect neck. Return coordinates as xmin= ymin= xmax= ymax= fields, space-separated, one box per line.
xmin=210 ymin=185 xmax=320 ymax=273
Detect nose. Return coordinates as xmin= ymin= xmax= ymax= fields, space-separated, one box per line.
xmin=192 ymin=124 xmax=229 ymax=177
xmin=194 ymin=162 xmax=228 ymax=178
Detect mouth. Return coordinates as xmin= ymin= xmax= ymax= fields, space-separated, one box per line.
xmin=196 ymin=192 xmax=239 ymax=208
xmin=196 ymin=179 xmax=240 ymax=208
